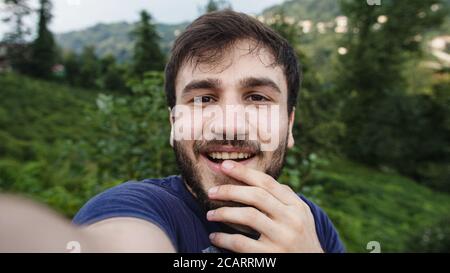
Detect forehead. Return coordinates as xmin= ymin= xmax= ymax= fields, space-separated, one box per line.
xmin=175 ymin=40 xmax=287 ymax=97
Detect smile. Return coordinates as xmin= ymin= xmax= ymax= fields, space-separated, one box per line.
xmin=199 ymin=146 xmax=258 ymax=172
xmin=207 ymin=152 xmax=254 ymax=163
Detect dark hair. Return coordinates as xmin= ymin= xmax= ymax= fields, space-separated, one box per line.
xmin=164 ymin=10 xmax=301 ymax=114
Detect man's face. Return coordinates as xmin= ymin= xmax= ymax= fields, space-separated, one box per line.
xmin=170 ymin=39 xmax=295 ymax=211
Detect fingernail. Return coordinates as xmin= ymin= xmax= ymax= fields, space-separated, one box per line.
xmin=222 ymin=160 xmax=234 ymax=170
xmin=209 ymin=233 xmax=216 ymax=240
xmin=208 ymin=186 xmax=218 ymax=195
xmin=207 ymin=210 xmax=215 ymax=219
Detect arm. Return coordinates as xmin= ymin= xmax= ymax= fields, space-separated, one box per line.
xmin=0 ymin=195 xmax=176 ymax=252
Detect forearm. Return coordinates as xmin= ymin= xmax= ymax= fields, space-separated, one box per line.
xmin=0 ymin=194 xmax=96 ymax=252
xmin=0 ymin=194 xmax=176 ymax=253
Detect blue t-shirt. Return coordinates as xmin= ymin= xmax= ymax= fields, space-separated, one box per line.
xmin=73 ymin=175 xmax=345 ymax=253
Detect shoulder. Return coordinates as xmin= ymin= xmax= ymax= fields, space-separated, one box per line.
xmin=298 ymin=194 xmax=346 ymax=253
xmin=72 ymin=176 xmax=190 ymax=252
xmin=73 ymin=176 xmax=185 ymax=226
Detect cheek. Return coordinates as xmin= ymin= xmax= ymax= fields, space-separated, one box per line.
xmin=254 ymin=105 xmax=288 ymax=151
xmin=172 ymin=106 xmax=204 ymax=141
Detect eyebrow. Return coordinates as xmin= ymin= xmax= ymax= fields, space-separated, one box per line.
xmin=182 ymin=78 xmax=221 ymax=95
xmin=239 ymin=77 xmax=281 ymax=94
xmin=181 ymin=76 xmax=281 ymax=96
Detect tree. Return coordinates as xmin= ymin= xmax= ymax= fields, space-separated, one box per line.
xmin=265 ymin=10 xmax=344 ymax=189
xmin=336 ymin=0 xmax=448 ymax=187
xmin=1 ymin=0 xmax=32 ymax=73
xmin=131 ymin=10 xmax=165 ymax=78
xmin=1 ymin=0 xmax=31 ymax=43
xmin=99 ymin=54 xmax=127 ymax=92
xmin=62 ymin=51 xmax=80 ymax=86
xmin=78 ymin=46 xmax=101 ymax=88
xmin=337 ymin=0 xmax=446 ymax=96
xmin=205 ymin=0 xmax=231 ymax=13
xmin=29 ymin=0 xmax=56 ymax=79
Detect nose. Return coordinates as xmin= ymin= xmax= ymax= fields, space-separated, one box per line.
xmin=204 ymin=94 xmax=251 ymax=141
xmin=216 ymin=104 xmax=248 ymax=140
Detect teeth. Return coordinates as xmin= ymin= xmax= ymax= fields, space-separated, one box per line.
xmin=208 ymin=152 xmax=252 ymax=160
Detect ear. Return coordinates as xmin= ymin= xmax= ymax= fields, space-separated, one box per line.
xmin=169 ymin=107 xmax=174 ymax=147
xmin=287 ymin=107 xmax=295 ymax=149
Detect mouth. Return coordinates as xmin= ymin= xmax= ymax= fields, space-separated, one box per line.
xmin=199 ymin=146 xmax=258 ymax=172
xmin=205 ymin=151 xmax=255 ymax=163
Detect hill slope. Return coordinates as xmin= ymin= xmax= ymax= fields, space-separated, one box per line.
xmin=56 ymin=21 xmax=189 ymax=62
xmin=1 ymin=73 xmax=449 ymax=252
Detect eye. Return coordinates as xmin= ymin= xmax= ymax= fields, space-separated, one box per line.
xmin=247 ymin=94 xmax=269 ymax=102
xmin=193 ymin=95 xmax=216 ymax=104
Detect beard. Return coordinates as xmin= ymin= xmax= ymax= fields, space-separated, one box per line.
xmin=173 ymin=137 xmax=288 ymax=213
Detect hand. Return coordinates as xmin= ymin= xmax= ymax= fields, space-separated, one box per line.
xmin=206 ymin=160 xmax=324 ymax=253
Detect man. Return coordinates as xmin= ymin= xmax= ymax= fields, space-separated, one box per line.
xmin=0 ymin=10 xmax=344 ymax=253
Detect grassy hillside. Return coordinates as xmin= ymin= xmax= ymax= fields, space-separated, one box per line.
xmin=0 ymin=73 xmax=110 ymax=215
xmin=308 ymin=157 xmax=450 ymax=252
xmin=1 ymin=73 xmax=449 ymax=252
xmin=0 ymin=73 xmax=98 ymax=160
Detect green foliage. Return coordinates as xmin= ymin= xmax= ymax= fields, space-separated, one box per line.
xmin=1 ymin=0 xmax=32 ymax=74
xmin=1 ymin=0 xmax=449 ymax=252
xmin=78 ymin=46 xmax=101 ymax=88
xmin=1 ymin=72 xmax=449 ymax=252
xmin=266 ymin=9 xmax=347 ymax=186
xmin=0 ymin=73 xmax=103 ymax=216
xmin=131 ymin=11 xmax=165 ymax=77
xmin=28 ymin=0 xmax=57 ymax=79
xmin=408 ymin=216 xmax=450 ymax=252
xmin=309 ymin=157 xmax=450 ymax=252
xmin=338 ymin=0 xmax=447 ymax=94
xmin=0 ymin=72 xmax=177 ymax=215
xmin=336 ymin=0 xmax=450 ymax=191
xmin=89 ymin=72 xmax=177 ymax=180
xmin=61 ymin=48 xmax=128 ymax=93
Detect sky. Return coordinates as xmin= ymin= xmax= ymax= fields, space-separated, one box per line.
xmin=0 ymin=0 xmax=284 ymax=37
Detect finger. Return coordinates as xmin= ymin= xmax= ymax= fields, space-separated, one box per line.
xmin=208 ymin=184 xmax=285 ymax=217
xmin=220 ymin=160 xmax=300 ymax=205
xmin=209 ymin=232 xmax=265 ymax=253
xmin=207 ymin=206 xmax=279 ymax=238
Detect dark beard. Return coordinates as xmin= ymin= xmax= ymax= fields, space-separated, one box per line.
xmin=173 ymin=138 xmax=288 ymax=213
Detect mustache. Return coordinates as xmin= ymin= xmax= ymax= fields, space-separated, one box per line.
xmin=193 ymin=140 xmax=261 ymax=155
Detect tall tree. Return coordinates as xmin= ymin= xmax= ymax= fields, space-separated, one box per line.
xmin=99 ymin=54 xmax=127 ymax=92
xmin=131 ymin=10 xmax=165 ymax=78
xmin=338 ymin=0 xmax=446 ymax=96
xmin=1 ymin=0 xmax=31 ymax=73
xmin=336 ymin=0 xmax=447 ymax=176
xmin=1 ymin=0 xmax=31 ymax=43
xmin=29 ymin=0 xmax=56 ymax=79
xmin=79 ymin=46 xmax=100 ymax=88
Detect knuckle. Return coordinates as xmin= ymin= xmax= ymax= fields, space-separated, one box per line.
xmin=219 ymin=185 xmax=232 ymax=196
xmin=263 ymin=178 xmax=277 ymax=191
xmin=244 ymin=207 xmax=260 ymax=221
xmin=231 ymin=235 xmax=245 ymax=251
xmin=253 ymin=187 xmax=268 ymax=203
xmin=215 ymin=207 xmax=228 ymax=218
